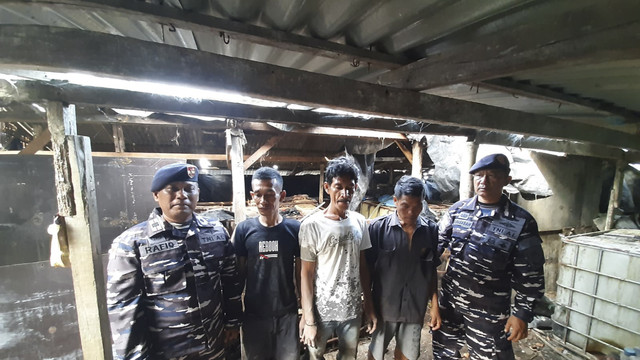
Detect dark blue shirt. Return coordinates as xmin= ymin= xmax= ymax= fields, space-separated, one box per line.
xmin=367 ymin=212 xmax=440 ymax=324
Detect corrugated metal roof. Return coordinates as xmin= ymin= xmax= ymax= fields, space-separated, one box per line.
xmin=513 ymin=60 xmax=640 ymax=114
xmin=0 ymin=0 xmax=638 ymax=161
xmin=0 ymin=1 xmax=634 ymax=113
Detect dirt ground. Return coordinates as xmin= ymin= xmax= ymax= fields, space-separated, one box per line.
xmin=322 ymin=327 xmax=570 ymax=360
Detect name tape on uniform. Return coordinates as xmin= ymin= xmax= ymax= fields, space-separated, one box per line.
xmin=488 ymin=217 xmax=525 ymax=240
xmin=140 ymin=240 xmax=180 ymax=256
xmin=199 ymin=233 xmax=226 ymax=244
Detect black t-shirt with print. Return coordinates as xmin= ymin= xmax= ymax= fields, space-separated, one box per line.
xmin=233 ymin=217 xmax=300 ymax=317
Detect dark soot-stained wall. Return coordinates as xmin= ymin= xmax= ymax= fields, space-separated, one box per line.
xmin=0 ymin=156 xmax=174 ymax=358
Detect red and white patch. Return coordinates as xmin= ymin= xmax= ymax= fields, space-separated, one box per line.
xmin=187 ymin=165 xmax=197 ymax=178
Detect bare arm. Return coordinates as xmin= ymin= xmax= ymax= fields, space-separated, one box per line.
xmin=360 ymin=251 xmax=377 ymax=334
xmin=300 ymin=259 xmax=317 ymax=347
xmin=236 ymin=256 xmax=247 ymax=290
xmin=428 ymin=291 xmax=441 ymax=330
xmin=294 ymin=257 xmax=302 ymax=306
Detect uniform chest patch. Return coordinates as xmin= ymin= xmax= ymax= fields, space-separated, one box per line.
xmin=140 ymin=240 xmax=180 ymax=257
xmin=488 ymin=217 xmax=526 ymax=240
xmin=453 ymin=217 xmax=473 ymax=229
xmin=199 ymin=232 xmax=225 ymax=244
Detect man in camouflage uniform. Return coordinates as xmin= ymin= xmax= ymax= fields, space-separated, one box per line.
xmin=107 ymin=163 xmax=243 ymax=360
xmin=433 ymin=154 xmax=545 ymax=360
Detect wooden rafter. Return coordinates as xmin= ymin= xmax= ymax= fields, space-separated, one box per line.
xmin=243 ymin=134 xmax=285 ymax=170
xmin=394 ymin=140 xmax=413 ymax=163
xmin=18 ymin=128 xmax=51 ymax=154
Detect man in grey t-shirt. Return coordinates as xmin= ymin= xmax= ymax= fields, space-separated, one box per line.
xmin=299 ymin=156 xmax=377 ymax=360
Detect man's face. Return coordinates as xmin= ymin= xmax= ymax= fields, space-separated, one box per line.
xmin=325 ymin=175 xmax=356 ymax=213
xmin=394 ymin=194 xmax=423 ymax=226
xmin=153 ymin=181 xmax=199 ymax=224
xmin=251 ymin=178 xmax=285 ymax=218
xmin=473 ymin=169 xmax=511 ymax=204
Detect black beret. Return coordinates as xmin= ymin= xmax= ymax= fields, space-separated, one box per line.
xmin=151 ymin=163 xmax=199 ymax=192
xmin=469 ymin=153 xmax=510 ymax=174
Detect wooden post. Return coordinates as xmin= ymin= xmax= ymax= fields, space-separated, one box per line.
xmin=112 ymin=124 xmax=125 ymax=152
xmin=605 ymin=160 xmax=626 ymax=230
xmin=47 ymin=102 xmax=76 ymax=216
xmin=459 ymin=140 xmax=478 ymax=200
xmin=226 ymin=127 xmax=246 ymax=224
xmin=319 ymin=163 xmax=325 ymax=205
xmin=411 ymin=140 xmax=423 ymax=179
xmin=47 ymin=102 xmax=113 ymax=359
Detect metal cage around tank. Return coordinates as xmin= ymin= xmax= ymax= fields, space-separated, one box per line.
xmin=553 ymin=230 xmax=640 ymax=356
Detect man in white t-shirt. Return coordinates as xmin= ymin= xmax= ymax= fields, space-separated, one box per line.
xmin=299 ymin=156 xmax=377 ymax=360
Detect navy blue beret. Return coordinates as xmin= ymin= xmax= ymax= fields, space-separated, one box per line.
xmin=151 ymin=163 xmax=199 ymax=192
xmin=469 ymin=153 xmax=510 ymax=174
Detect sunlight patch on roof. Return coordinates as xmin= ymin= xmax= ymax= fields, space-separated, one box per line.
xmin=113 ymin=108 xmax=153 ymax=117
xmin=49 ymin=72 xmax=290 ymax=108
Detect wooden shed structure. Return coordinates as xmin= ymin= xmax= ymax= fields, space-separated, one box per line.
xmin=0 ymin=0 xmax=639 ymax=358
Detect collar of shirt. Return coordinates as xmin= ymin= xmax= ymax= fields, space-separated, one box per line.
xmin=389 ymin=211 xmax=429 ymax=229
xmin=460 ymin=194 xmax=515 ymax=219
xmin=145 ymin=208 xmax=215 ymax=237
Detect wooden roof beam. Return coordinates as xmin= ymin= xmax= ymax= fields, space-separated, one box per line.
xmin=0 ymin=150 xmax=328 ymax=163
xmin=0 ymin=25 xmax=639 ymax=152
xmin=0 ymin=81 xmax=465 ymax=137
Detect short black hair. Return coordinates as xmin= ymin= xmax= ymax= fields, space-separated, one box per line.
xmin=252 ymin=167 xmax=283 ymax=191
xmin=325 ymin=156 xmax=359 ymax=184
xmin=394 ymin=175 xmax=426 ymax=199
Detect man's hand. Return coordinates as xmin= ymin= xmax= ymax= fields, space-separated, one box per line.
xmin=224 ymin=327 xmax=240 ymax=345
xmin=429 ymin=304 xmax=442 ymax=331
xmin=300 ymin=321 xmax=318 ymax=348
xmin=504 ymin=315 xmax=528 ymax=342
xmin=299 ymin=314 xmax=306 ymax=338
xmin=364 ymin=308 xmax=378 ymax=334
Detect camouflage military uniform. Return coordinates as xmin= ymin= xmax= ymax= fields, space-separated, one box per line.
xmin=107 ymin=208 xmax=243 ymax=360
xmin=433 ymin=195 xmax=545 ymax=360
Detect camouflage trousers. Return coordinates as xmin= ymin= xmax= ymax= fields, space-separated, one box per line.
xmin=432 ymin=302 xmax=514 ymax=360
xmin=167 ymin=345 xmax=225 ymax=360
